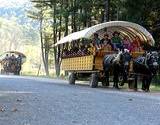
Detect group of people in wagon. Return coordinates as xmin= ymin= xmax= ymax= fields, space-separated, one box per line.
xmin=2 ymin=54 xmax=22 ymax=75
xmin=62 ymin=40 xmax=92 ymax=58
xmin=93 ymin=31 xmax=144 ymax=52
xmin=62 ymin=31 xmax=144 ymax=58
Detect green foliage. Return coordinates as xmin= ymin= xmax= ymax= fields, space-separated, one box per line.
xmin=121 ymin=0 xmax=160 ymax=43
xmin=29 ymin=0 xmax=160 ymax=76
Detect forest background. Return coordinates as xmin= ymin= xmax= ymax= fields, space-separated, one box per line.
xmin=0 ymin=0 xmax=159 ymax=77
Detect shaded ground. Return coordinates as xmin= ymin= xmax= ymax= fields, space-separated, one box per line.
xmin=0 ymin=75 xmax=160 ymax=125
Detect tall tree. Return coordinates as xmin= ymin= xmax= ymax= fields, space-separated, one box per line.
xmin=104 ymin=0 xmax=110 ymax=22
xmin=28 ymin=1 xmax=50 ymax=76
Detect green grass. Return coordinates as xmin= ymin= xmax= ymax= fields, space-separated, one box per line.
xmin=150 ymin=84 xmax=160 ymax=91
xmin=21 ymin=71 xmax=69 ymax=80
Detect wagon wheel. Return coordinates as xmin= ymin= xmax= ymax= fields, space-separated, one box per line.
xmin=90 ymin=73 xmax=98 ymax=88
xmin=69 ymin=73 xmax=76 ymax=85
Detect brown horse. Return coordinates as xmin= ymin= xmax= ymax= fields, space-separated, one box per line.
xmin=133 ymin=51 xmax=159 ymax=92
xmin=103 ymin=49 xmax=132 ymax=88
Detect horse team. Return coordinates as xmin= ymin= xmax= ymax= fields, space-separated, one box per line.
xmin=103 ymin=49 xmax=159 ymax=92
xmin=90 ymin=31 xmax=159 ymax=92
xmin=2 ymin=54 xmax=22 ymax=75
xmin=62 ymin=30 xmax=159 ymax=92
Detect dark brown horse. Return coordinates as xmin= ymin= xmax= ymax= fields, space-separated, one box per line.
xmin=103 ymin=49 xmax=132 ymax=88
xmin=133 ymin=51 xmax=159 ymax=92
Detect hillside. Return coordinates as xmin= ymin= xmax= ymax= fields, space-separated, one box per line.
xmin=0 ymin=1 xmax=43 ymax=75
xmin=0 ymin=0 xmax=39 ymax=48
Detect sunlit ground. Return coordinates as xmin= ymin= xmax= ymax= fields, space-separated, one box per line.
xmin=0 ymin=91 xmax=34 ymax=94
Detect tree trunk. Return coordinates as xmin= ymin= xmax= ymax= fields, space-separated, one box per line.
xmin=39 ymin=8 xmax=50 ymax=76
xmin=52 ymin=1 xmax=61 ymax=77
xmin=104 ymin=0 xmax=110 ymax=22
xmin=64 ymin=16 xmax=69 ymax=36
xmin=44 ymin=42 xmax=49 ymax=76
xmin=64 ymin=0 xmax=69 ymax=76
xmin=40 ymin=13 xmax=48 ymax=76
xmin=71 ymin=0 xmax=77 ymax=32
xmin=58 ymin=14 xmax=62 ymax=40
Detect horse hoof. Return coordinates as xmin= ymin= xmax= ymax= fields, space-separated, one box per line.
xmin=141 ymin=87 xmax=146 ymax=90
xmin=113 ymin=86 xmax=119 ymax=89
xmin=145 ymin=89 xmax=150 ymax=92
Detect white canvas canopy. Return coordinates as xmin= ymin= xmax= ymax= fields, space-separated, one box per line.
xmin=0 ymin=51 xmax=26 ymax=64
xmin=56 ymin=21 xmax=155 ymax=46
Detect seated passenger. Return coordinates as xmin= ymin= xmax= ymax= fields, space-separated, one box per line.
xmin=73 ymin=44 xmax=79 ymax=53
xmin=3 ymin=54 xmax=10 ymax=72
xmin=130 ymin=36 xmax=141 ymax=52
xmin=101 ymin=33 xmax=110 ymax=45
xmin=10 ymin=54 xmax=16 ymax=62
xmin=88 ymin=44 xmax=94 ymax=54
xmin=70 ymin=47 xmax=75 ymax=57
xmin=111 ymin=31 xmax=123 ymax=50
xmin=67 ymin=46 xmax=72 ymax=57
xmin=123 ymin=36 xmax=131 ymax=51
xmin=92 ymin=33 xmax=101 ymax=50
xmin=4 ymin=54 xmax=9 ymax=60
xmin=16 ymin=55 xmax=22 ymax=75
xmin=101 ymin=33 xmax=113 ymax=51
xmin=62 ymin=48 xmax=68 ymax=58
xmin=77 ymin=46 xmax=82 ymax=56
xmin=81 ymin=45 xmax=88 ymax=55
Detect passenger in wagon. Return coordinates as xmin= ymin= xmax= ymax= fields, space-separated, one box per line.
xmin=130 ymin=36 xmax=141 ymax=52
xmin=81 ymin=45 xmax=89 ymax=55
xmin=10 ymin=54 xmax=16 ymax=62
xmin=92 ymin=33 xmax=101 ymax=50
xmin=76 ymin=42 xmax=85 ymax=56
xmin=72 ymin=43 xmax=79 ymax=53
xmin=123 ymin=36 xmax=131 ymax=51
xmin=63 ymin=44 xmax=71 ymax=57
xmin=4 ymin=54 xmax=9 ymax=61
xmin=3 ymin=54 xmax=10 ymax=72
xmin=111 ymin=31 xmax=123 ymax=50
xmin=101 ymin=33 xmax=113 ymax=51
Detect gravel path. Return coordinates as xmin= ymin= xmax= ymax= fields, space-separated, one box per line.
xmin=0 ymin=75 xmax=160 ymax=125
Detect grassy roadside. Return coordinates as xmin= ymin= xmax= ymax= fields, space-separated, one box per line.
xmin=150 ymin=84 xmax=160 ymax=91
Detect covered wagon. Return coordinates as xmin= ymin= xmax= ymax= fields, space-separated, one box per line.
xmin=0 ymin=51 xmax=26 ymax=75
xmin=56 ymin=21 xmax=155 ymax=87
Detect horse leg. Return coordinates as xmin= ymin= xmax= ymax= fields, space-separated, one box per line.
xmin=120 ymin=68 xmax=127 ymax=86
xmin=113 ymin=72 xmax=119 ymax=89
xmin=102 ymin=71 xmax=110 ymax=86
xmin=142 ymin=76 xmax=146 ymax=91
xmin=146 ymin=76 xmax=152 ymax=92
xmin=105 ymin=71 xmax=110 ymax=86
xmin=134 ymin=74 xmax=138 ymax=91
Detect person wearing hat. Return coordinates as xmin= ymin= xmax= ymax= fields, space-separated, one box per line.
xmin=101 ymin=33 xmax=113 ymax=51
xmin=111 ymin=31 xmax=123 ymax=50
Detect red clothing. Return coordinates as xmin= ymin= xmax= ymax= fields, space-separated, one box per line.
xmin=131 ymin=40 xmax=140 ymax=52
